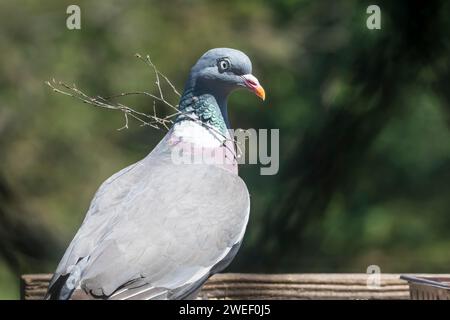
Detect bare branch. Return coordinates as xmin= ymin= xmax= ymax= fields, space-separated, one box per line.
xmin=45 ymin=79 xmax=173 ymax=130
xmin=47 ymin=53 xmax=242 ymax=160
xmin=117 ymin=112 xmax=129 ymax=131
xmin=135 ymin=53 xmax=181 ymax=97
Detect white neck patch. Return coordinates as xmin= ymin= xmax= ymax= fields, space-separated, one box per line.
xmin=172 ymin=120 xmax=226 ymax=148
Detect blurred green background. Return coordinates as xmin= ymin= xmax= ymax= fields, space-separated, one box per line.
xmin=1 ymin=0 xmax=450 ymax=299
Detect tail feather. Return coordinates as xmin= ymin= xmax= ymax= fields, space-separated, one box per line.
xmin=45 ymin=256 xmax=89 ymax=300
xmin=45 ymin=273 xmax=75 ymax=300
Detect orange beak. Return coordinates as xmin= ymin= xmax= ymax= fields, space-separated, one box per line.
xmin=241 ymin=74 xmax=266 ymax=101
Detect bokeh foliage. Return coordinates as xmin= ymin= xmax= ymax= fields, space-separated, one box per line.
xmin=1 ymin=0 xmax=450 ymax=299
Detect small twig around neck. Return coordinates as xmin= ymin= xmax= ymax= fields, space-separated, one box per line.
xmin=47 ymin=53 xmax=243 ymax=158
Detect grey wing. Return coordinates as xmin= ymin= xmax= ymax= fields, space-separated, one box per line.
xmin=46 ymin=159 xmax=147 ymax=298
xmin=47 ymin=153 xmax=249 ymax=300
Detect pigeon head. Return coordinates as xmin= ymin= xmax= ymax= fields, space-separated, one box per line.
xmin=187 ymin=48 xmax=265 ymax=101
xmin=177 ymin=48 xmax=265 ymax=133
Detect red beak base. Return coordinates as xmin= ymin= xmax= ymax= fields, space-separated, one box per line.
xmin=241 ymin=74 xmax=266 ymax=101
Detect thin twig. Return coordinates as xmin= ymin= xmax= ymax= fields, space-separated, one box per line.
xmin=135 ymin=53 xmax=181 ymax=97
xmin=45 ymin=79 xmax=172 ymax=130
xmin=47 ymin=53 xmax=243 ymax=160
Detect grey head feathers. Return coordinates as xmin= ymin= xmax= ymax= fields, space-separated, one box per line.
xmin=177 ymin=48 xmax=257 ymax=132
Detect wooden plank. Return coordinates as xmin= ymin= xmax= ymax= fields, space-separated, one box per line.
xmin=198 ymin=273 xmax=411 ymax=300
xmin=20 ymin=273 xmax=449 ymax=300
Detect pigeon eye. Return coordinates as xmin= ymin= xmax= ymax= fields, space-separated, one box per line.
xmin=218 ymin=59 xmax=231 ymax=72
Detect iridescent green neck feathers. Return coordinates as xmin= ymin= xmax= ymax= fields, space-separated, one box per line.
xmin=176 ymin=88 xmax=228 ymax=135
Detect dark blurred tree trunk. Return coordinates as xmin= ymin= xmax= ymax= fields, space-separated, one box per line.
xmin=0 ymin=174 xmax=61 ymax=275
xmin=252 ymin=0 xmax=449 ymax=270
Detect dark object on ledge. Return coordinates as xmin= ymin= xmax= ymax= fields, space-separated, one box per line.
xmin=400 ymin=275 xmax=450 ymax=300
xmin=20 ymin=273 xmax=442 ymax=300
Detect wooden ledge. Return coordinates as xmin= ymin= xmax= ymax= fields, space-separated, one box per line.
xmin=21 ymin=273 xmax=448 ymax=300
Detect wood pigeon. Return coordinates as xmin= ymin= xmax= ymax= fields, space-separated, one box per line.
xmin=45 ymin=48 xmax=265 ymax=300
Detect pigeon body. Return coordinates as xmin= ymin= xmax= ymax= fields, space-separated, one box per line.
xmin=46 ymin=48 xmax=265 ymax=300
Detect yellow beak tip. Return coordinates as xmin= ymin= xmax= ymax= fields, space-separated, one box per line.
xmin=256 ymin=87 xmax=266 ymax=101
